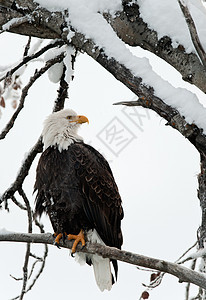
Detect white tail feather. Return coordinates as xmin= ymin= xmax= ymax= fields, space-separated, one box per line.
xmin=91 ymin=254 xmax=112 ymax=291
xmin=75 ymin=229 xmax=113 ymax=291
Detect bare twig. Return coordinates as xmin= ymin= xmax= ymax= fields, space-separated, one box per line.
xmin=185 ymin=259 xmax=197 ymax=300
xmin=136 ymin=242 xmax=198 ymax=296
xmin=0 ymin=39 xmax=65 ymax=83
xmin=0 ymin=52 xmax=65 ymax=140
xmin=28 ymin=259 xmax=42 ymax=280
xmin=1 ymin=232 xmax=206 ymax=291
xmin=10 ymin=195 xmax=26 ymax=210
xmin=178 ymin=0 xmax=206 ymax=68
xmin=176 ymin=242 xmax=198 ymax=264
xmin=23 ymin=37 xmax=31 ymax=58
xmin=10 ymin=275 xmax=23 ymax=281
xmin=9 ymin=190 xmax=49 ymax=299
xmin=19 ymin=189 xmax=32 ymax=233
xmin=53 ymin=64 xmax=68 ymax=112
xmin=18 ymin=189 xmax=32 ymax=300
xmin=25 ymin=244 xmax=48 ymax=294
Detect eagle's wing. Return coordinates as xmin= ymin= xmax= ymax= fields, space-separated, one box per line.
xmin=70 ymin=143 xmax=124 ymax=250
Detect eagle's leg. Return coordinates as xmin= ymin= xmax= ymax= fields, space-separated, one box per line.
xmin=67 ymin=229 xmax=86 ymax=254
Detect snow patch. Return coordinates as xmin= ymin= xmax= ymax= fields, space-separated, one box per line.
xmin=63 ymin=46 xmax=76 ymax=84
xmin=0 ymin=228 xmax=13 ymax=235
xmin=44 ymin=47 xmax=65 ymax=83
xmin=138 ymin=0 xmax=206 ymax=53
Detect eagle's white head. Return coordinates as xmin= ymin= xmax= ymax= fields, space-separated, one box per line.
xmin=42 ymin=109 xmax=89 ymax=152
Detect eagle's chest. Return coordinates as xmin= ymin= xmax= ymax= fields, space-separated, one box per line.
xmin=45 ymin=187 xmax=91 ymax=234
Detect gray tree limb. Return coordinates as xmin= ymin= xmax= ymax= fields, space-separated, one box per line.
xmin=0 ymin=232 xmax=206 ymax=290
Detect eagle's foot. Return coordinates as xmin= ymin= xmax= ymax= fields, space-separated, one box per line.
xmin=68 ymin=229 xmax=86 ymax=255
xmin=53 ymin=232 xmax=67 ymax=248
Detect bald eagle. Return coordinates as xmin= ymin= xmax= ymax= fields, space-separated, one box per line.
xmin=34 ymin=109 xmax=123 ymax=291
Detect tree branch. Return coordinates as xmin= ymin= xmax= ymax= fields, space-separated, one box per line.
xmin=107 ymin=1 xmax=206 ymax=93
xmin=0 ymin=137 xmax=43 ymax=209
xmin=18 ymin=189 xmax=32 ymax=300
xmin=178 ymin=0 xmax=206 ymax=68
xmin=0 ymin=39 xmax=64 ymax=83
xmin=1 ymin=0 xmax=206 ymax=92
xmin=0 ymin=232 xmax=206 ymax=290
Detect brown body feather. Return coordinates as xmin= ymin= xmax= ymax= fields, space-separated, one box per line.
xmin=34 ymin=142 xmax=123 ymax=279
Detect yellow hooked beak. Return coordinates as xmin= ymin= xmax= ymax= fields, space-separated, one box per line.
xmin=70 ymin=115 xmax=89 ymax=124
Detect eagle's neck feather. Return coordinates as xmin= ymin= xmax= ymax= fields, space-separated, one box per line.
xmin=42 ymin=126 xmax=83 ymax=152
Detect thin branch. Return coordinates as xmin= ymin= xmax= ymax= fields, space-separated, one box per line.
xmin=0 ymin=52 xmax=65 ymax=140
xmin=10 ymin=275 xmax=23 ymax=281
xmin=142 ymin=272 xmax=164 ymax=289
xmin=18 ymin=189 xmax=32 ymax=233
xmin=29 ymin=253 xmax=42 ymax=260
xmin=185 ymin=259 xmax=197 ymax=300
xmin=178 ymin=0 xmax=206 ymax=68
xmin=23 ymin=37 xmax=31 ymax=58
xmin=25 ymin=244 xmax=48 ymax=294
xmin=53 ymin=64 xmax=68 ymax=112
xmin=10 ymin=195 xmax=26 ymax=210
xmin=0 ymin=39 xmax=65 ymax=83
xmin=0 ymin=136 xmax=43 ymax=207
xmin=26 ymin=213 xmax=48 ymax=294
xmin=28 ymin=259 xmax=42 ymax=280
xmin=176 ymin=242 xmax=198 ymax=264
xmin=18 ymin=189 xmax=32 ymax=300
xmin=113 ymin=98 xmax=204 ymax=155
xmin=1 ymin=232 xmax=206 ymax=291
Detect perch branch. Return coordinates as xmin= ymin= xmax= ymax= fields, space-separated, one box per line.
xmin=0 ymin=232 xmax=206 ymax=290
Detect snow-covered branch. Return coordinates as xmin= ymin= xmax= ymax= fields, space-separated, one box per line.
xmin=0 ymin=231 xmax=206 ymax=291
xmin=1 ymin=0 xmax=206 ymax=92
xmin=178 ymin=0 xmax=206 ymax=68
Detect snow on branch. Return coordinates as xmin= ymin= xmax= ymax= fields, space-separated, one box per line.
xmin=0 ymin=15 xmax=31 ymax=34
xmin=0 ymin=39 xmax=64 ymax=83
xmin=178 ymin=0 xmax=206 ymax=68
xmin=0 ymin=231 xmax=206 ymax=291
xmin=1 ymin=0 xmax=206 ymax=93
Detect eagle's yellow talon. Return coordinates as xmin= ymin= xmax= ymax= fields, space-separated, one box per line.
xmin=68 ymin=229 xmax=85 ymax=253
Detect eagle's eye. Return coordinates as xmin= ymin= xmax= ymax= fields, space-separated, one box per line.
xmin=66 ymin=116 xmax=72 ymax=120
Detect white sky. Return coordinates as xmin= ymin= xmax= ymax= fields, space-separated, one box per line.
xmin=0 ymin=0 xmax=206 ymax=299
